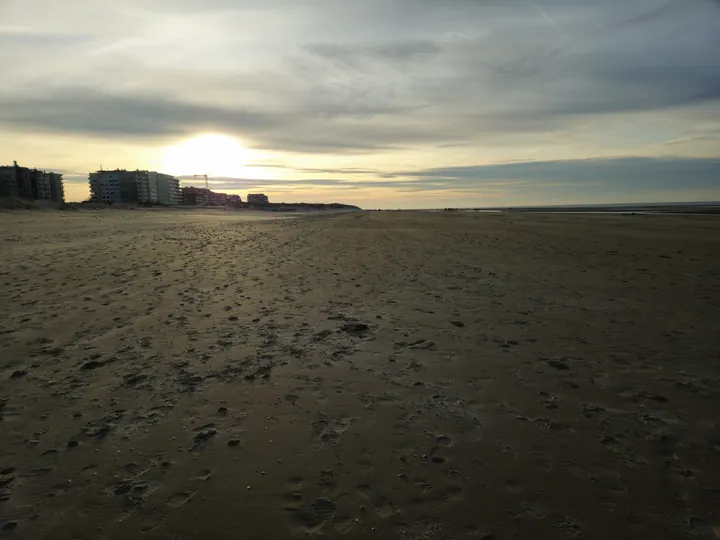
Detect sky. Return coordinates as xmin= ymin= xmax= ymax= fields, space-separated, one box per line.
xmin=1 ymin=0 xmax=719 ymax=208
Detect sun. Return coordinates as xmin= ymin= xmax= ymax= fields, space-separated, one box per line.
xmin=161 ymin=133 xmax=252 ymax=177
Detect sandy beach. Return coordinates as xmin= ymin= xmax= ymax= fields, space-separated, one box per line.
xmin=1 ymin=209 xmax=719 ymax=539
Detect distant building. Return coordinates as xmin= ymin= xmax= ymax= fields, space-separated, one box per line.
xmin=0 ymin=161 xmax=65 ymax=202
xmin=247 ymin=193 xmax=269 ymax=205
xmin=0 ymin=166 xmax=19 ymax=198
xmin=156 ymin=174 xmax=181 ymax=205
xmin=31 ymin=171 xmax=52 ymax=200
xmin=89 ymin=169 xmax=180 ymax=205
xmin=48 ymin=173 xmax=64 ymax=203
xmin=181 ymin=186 xmax=241 ymax=206
xmin=89 ymin=170 xmax=125 ymax=204
xmin=136 ymin=171 xmax=159 ymax=205
xmin=14 ymin=166 xmax=33 ymax=199
xmin=182 ymin=186 xmax=210 ymax=206
xmin=210 ymin=191 xmax=228 ymax=206
xmin=88 ymin=169 xmax=140 ymax=204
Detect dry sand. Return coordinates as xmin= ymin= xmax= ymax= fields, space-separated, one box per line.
xmin=1 ymin=209 xmax=719 ymax=539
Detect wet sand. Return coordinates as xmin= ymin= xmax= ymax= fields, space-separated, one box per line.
xmin=1 ymin=209 xmax=719 ymax=539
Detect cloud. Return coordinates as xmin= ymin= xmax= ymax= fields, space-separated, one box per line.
xmin=1 ymin=0 xmax=719 ymax=211
xmin=247 ymin=164 xmax=382 ymax=175
xmin=0 ymin=28 xmax=92 ymax=46
xmin=393 ymin=156 xmax=720 ymax=190
xmin=1 ymin=0 xmax=718 ymax=157
xmin=0 ymin=86 xmax=433 ymax=152
xmin=0 ymin=88 xmax=284 ymax=138
xmin=305 ymin=39 xmax=442 ymax=65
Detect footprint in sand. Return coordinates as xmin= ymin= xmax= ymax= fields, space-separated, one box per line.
xmin=357 ymin=484 xmax=394 ymax=518
xmin=436 ymin=435 xmax=453 ymax=447
xmin=310 ymin=498 xmax=337 ymax=520
xmin=333 ymin=516 xmax=357 ymax=534
xmin=166 ymin=489 xmax=197 ymax=508
xmin=428 ymin=435 xmax=453 ymax=464
xmin=194 ymin=469 xmax=213 ymax=481
xmin=521 ymin=500 xmax=548 ymax=519
xmin=282 ymin=476 xmax=304 ymax=509
xmin=438 ymin=485 xmax=464 ymax=504
xmin=0 ymin=468 xmax=15 ymax=501
xmin=137 ymin=512 xmax=166 ymax=533
xmin=318 ymin=469 xmax=337 ymax=489
xmin=289 ymin=496 xmax=338 ymax=534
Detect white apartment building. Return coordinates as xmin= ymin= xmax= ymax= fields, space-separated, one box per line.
xmin=156 ymin=173 xmax=182 ymax=205
xmin=137 ymin=171 xmax=159 ymax=205
xmin=89 ymin=170 xmax=180 ymax=205
xmin=34 ymin=172 xmax=53 ymax=200
xmin=89 ymin=170 xmax=125 ymax=203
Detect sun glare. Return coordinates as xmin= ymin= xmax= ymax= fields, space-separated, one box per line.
xmin=162 ymin=133 xmax=253 ymax=177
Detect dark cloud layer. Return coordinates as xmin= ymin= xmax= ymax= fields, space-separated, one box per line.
xmin=181 ymin=156 xmax=720 ymax=199
xmin=396 ymin=156 xmax=720 ymax=188
xmin=0 ymin=90 xmax=283 ymax=138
